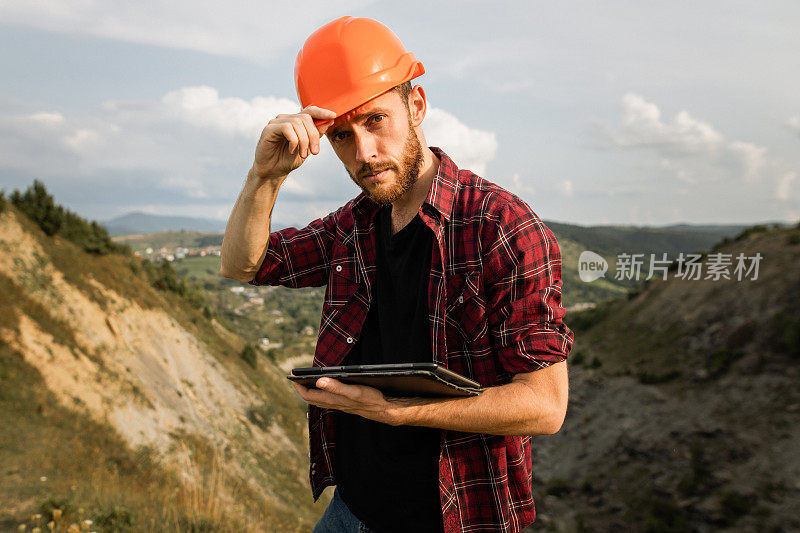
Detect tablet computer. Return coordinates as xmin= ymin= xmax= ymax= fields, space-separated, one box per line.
xmin=288 ymin=362 xmax=482 ymax=397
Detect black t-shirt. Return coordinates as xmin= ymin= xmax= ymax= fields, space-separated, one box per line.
xmin=334 ymin=204 xmax=444 ymax=533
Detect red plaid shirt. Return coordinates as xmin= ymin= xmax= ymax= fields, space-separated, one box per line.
xmin=252 ymin=147 xmax=573 ymax=532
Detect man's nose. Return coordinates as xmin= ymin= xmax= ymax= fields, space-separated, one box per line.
xmin=353 ymin=131 xmax=378 ymax=164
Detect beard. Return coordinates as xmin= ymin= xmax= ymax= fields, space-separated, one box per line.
xmin=347 ymin=122 xmax=423 ymax=205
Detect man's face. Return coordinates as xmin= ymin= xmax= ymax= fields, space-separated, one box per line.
xmin=326 ymin=90 xmax=423 ymax=205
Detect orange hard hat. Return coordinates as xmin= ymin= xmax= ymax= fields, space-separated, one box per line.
xmin=294 ymin=16 xmax=425 ymax=118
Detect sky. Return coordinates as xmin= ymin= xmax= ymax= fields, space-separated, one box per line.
xmin=0 ymin=1 xmax=798 ymax=227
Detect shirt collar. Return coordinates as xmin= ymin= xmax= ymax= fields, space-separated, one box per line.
xmin=351 ymin=146 xmax=459 ymax=227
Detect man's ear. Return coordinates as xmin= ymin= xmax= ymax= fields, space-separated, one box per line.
xmin=409 ymin=84 xmax=426 ymax=127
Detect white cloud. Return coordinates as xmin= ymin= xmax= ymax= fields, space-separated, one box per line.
xmin=28 ymin=111 xmax=65 ymax=126
xmin=63 ymin=127 xmax=102 ymax=152
xmin=788 ymin=116 xmax=800 ymax=137
xmin=598 ymin=93 xmax=774 ymax=184
xmin=0 ymin=87 xmax=302 ymax=200
xmin=0 ymin=85 xmax=497 ymax=225
xmin=0 ymin=1 xmax=375 ymax=65
xmin=604 ymin=93 xmax=725 ymax=155
xmin=510 ymin=173 xmax=535 ymax=196
xmin=423 ymin=108 xmax=497 ymax=175
xmin=776 ymin=171 xmax=796 ymax=201
xmin=661 ymin=158 xmax=696 ymax=183
xmin=162 ymin=86 xmax=298 ymax=140
xmin=728 ymin=141 xmax=767 ymax=182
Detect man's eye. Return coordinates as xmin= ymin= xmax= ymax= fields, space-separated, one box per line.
xmin=333 ymin=132 xmax=349 ymax=142
xmin=371 ymin=114 xmax=385 ymax=125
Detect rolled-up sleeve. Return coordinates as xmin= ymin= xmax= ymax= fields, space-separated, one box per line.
xmin=482 ymin=199 xmax=574 ymax=374
xmin=250 ymin=207 xmax=341 ymax=288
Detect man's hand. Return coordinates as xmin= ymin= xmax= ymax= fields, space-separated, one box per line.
xmin=292 ymin=361 xmax=569 ymax=436
xmin=252 ymin=106 xmax=337 ymax=181
xmin=291 ymin=378 xmax=406 ymax=426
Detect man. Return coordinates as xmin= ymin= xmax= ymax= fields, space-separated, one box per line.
xmin=221 ymin=16 xmax=573 ymax=533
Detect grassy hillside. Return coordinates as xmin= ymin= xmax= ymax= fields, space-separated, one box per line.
xmin=113 ymin=231 xmax=224 ymax=253
xmin=0 ymin=188 xmax=329 ymax=531
xmin=526 ymin=223 xmax=800 ymax=532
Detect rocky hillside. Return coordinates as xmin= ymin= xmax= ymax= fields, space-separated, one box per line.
xmin=526 ymin=224 xmax=800 ymax=532
xmin=0 ymin=206 xmax=325 ymax=531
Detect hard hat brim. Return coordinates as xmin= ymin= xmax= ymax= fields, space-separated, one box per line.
xmin=308 ymin=55 xmax=424 ymax=118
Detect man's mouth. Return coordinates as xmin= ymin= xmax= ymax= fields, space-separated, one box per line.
xmin=362 ymin=169 xmax=392 ymax=183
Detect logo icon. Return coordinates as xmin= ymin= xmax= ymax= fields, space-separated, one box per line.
xmin=578 ymin=251 xmax=608 ymax=282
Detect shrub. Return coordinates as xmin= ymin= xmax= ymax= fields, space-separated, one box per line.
xmin=145 ymin=259 xmax=206 ymax=309
xmin=570 ymin=350 xmax=585 ymax=366
xmin=629 ymin=491 xmax=688 ymax=533
xmin=196 ymin=235 xmax=224 ymax=247
xmin=711 ymin=236 xmax=732 ymax=252
xmin=239 ymin=344 xmax=258 ymax=369
xmin=772 ymin=313 xmax=800 ymax=359
xmin=569 ymin=303 xmax=612 ymax=333
xmin=638 ymin=369 xmax=682 ymax=384
xmin=0 ymin=190 xmax=6 ymax=213
xmin=719 ymin=490 xmax=750 ymax=521
xmin=677 ymin=441 xmax=712 ymax=497
xmin=707 ymin=347 xmax=744 ymax=377
xmin=545 ymin=477 xmax=571 ymax=497
xmin=246 ymin=404 xmax=274 ymax=430
xmin=38 ymin=496 xmax=78 ymax=522
xmin=153 ymin=260 xmax=181 ymax=293
xmin=732 ymin=224 xmax=768 ymax=243
xmin=94 ymin=504 xmax=134 ymax=529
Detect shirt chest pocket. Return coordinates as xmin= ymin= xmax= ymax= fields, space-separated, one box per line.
xmin=445 ymin=270 xmax=487 ymax=343
xmin=325 ymin=250 xmax=360 ymax=307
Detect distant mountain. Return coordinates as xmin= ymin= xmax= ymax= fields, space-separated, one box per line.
xmin=543 ymin=220 xmax=748 ymax=258
xmin=104 ymin=211 xmax=292 ymax=236
xmin=103 ymin=212 xmax=228 ymax=235
xmin=658 ymin=222 xmax=785 ymax=233
xmin=542 ymin=220 xmax=750 ymax=305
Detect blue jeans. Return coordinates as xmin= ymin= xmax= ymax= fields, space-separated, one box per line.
xmin=313 ymin=487 xmax=376 ymax=533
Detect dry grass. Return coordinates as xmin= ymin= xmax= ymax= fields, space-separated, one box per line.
xmin=0 ymin=340 xmax=313 ymax=532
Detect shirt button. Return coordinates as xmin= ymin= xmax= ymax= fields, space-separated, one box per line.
xmin=306 ymin=412 xmax=309 ymax=419
xmin=308 ymin=452 xmax=311 ymax=458
xmin=458 ymin=295 xmax=464 ymax=303
xmin=346 ymin=337 xmax=354 ymax=343
xmin=335 ymin=265 xmax=342 ymax=272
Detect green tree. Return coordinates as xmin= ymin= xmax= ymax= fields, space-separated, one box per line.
xmin=11 ymin=180 xmax=62 ymax=236
xmin=10 ymin=180 xmax=127 ymax=255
